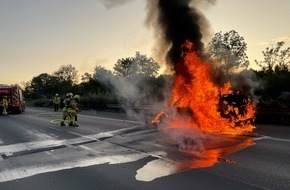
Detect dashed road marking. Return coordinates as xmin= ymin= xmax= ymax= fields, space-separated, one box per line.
xmin=79 ymin=114 xmax=145 ymax=125
xmin=259 ymin=135 xmax=290 ymax=143
xmin=0 ymin=139 xmax=171 ymax=183
xmin=0 ymin=125 xmax=146 ymax=156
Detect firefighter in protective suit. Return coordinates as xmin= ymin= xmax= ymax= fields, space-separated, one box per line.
xmin=60 ymin=93 xmax=73 ymax=126
xmin=2 ymin=96 xmax=8 ymax=115
xmin=67 ymin=95 xmax=79 ymax=127
xmin=53 ymin=94 xmax=61 ymax=112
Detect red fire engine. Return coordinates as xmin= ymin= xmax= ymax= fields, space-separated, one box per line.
xmin=0 ymin=84 xmax=25 ymax=114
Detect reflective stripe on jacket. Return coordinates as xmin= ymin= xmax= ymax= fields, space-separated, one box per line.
xmin=2 ymin=99 xmax=8 ymax=107
xmin=53 ymin=97 xmax=60 ymax=104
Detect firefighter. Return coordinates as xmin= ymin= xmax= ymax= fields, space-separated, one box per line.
xmin=60 ymin=93 xmax=73 ymax=126
xmin=67 ymin=95 xmax=79 ymax=127
xmin=2 ymin=96 xmax=8 ymax=115
xmin=53 ymin=94 xmax=61 ymax=112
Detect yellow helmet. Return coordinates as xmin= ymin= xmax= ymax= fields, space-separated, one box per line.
xmin=74 ymin=95 xmax=80 ymax=100
xmin=66 ymin=93 xmax=73 ymax=98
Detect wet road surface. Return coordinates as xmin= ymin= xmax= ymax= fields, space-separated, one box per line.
xmin=0 ymin=107 xmax=289 ymax=190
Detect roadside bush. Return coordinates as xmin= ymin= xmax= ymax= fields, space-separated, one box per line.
xmin=30 ymin=97 xmax=51 ymax=107
xmin=81 ymin=92 xmax=118 ymax=110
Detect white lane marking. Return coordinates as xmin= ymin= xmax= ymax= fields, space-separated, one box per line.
xmin=0 ymin=125 xmax=144 ymax=155
xmin=0 ymin=139 xmax=172 ymax=183
xmin=0 ymin=139 xmax=66 ymax=155
xmin=78 ymin=145 xmax=103 ymax=155
xmin=26 ymin=108 xmax=145 ymax=125
xmin=254 ymin=136 xmax=290 ymax=142
xmin=5 ymin=152 xmax=13 ymax=156
xmin=259 ymin=136 xmax=290 ymax=143
xmin=25 ymin=129 xmax=55 ymax=140
xmin=0 ymin=125 xmax=175 ymax=183
xmin=12 ymin=108 xmax=144 ymax=133
xmin=78 ymin=114 xmax=145 ymax=124
xmin=70 ymin=125 xmax=146 ymax=140
xmin=0 ymin=155 xmax=146 ymax=183
xmin=67 ymin=131 xmax=87 ymax=137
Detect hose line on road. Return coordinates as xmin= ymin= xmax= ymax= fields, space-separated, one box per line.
xmin=50 ymin=116 xmax=80 ymax=125
xmin=50 ymin=119 xmax=62 ymax=124
xmin=35 ymin=112 xmax=70 ymax=125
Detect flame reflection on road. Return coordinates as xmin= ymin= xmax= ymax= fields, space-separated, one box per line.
xmin=176 ymin=135 xmax=254 ymax=171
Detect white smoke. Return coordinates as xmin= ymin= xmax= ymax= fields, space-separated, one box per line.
xmin=93 ymin=66 xmax=168 ymax=121
xmin=165 ymin=128 xmax=207 ymax=154
xmin=154 ymin=106 xmax=220 ymax=153
xmin=238 ymin=69 xmax=263 ymax=103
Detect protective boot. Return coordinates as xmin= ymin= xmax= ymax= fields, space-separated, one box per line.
xmin=60 ymin=119 xmax=65 ymax=126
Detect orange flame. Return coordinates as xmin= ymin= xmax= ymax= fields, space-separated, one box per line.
xmin=154 ymin=41 xmax=255 ymax=135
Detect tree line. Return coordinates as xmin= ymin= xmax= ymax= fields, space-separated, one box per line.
xmin=24 ymin=52 xmax=170 ymax=109
xmin=23 ymin=30 xmax=290 ymax=110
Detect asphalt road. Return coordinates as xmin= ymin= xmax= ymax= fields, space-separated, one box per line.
xmin=0 ymin=107 xmax=289 ymax=190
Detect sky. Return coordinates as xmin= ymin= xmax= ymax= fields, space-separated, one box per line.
xmin=0 ymin=0 xmax=290 ymax=85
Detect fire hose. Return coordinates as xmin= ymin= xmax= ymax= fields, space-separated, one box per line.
xmin=35 ymin=112 xmax=78 ymax=125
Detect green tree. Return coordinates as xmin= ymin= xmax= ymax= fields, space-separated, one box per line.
xmin=255 ymin=41 xmax=290 ymax=103
xmin=81 ymin=72 xmax=92 ymax=83
xmin=28 ymin=73 xmax=58 ymax=98
xmin=113 ymin=52 xmax=160 ymax=78
xmin=209 ymin=30 xmax=249 ymax=70
xmin=255 ymin=41 xmax=290 ymax=73
xmin=53 ymin=64 xmax=79 ymax=85
xmin=51 ymin=64 xmax=79 ymax=95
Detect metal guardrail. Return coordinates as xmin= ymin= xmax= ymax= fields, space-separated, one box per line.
xmin=256 ymin=107 xmax=290 ymax=125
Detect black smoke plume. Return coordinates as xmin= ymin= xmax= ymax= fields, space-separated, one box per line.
xmin=146 ymin=0 xmax=216 ymax=66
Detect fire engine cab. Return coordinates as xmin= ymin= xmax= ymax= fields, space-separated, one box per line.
xmin=0 ymin=84 xmax=25 ymax=114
